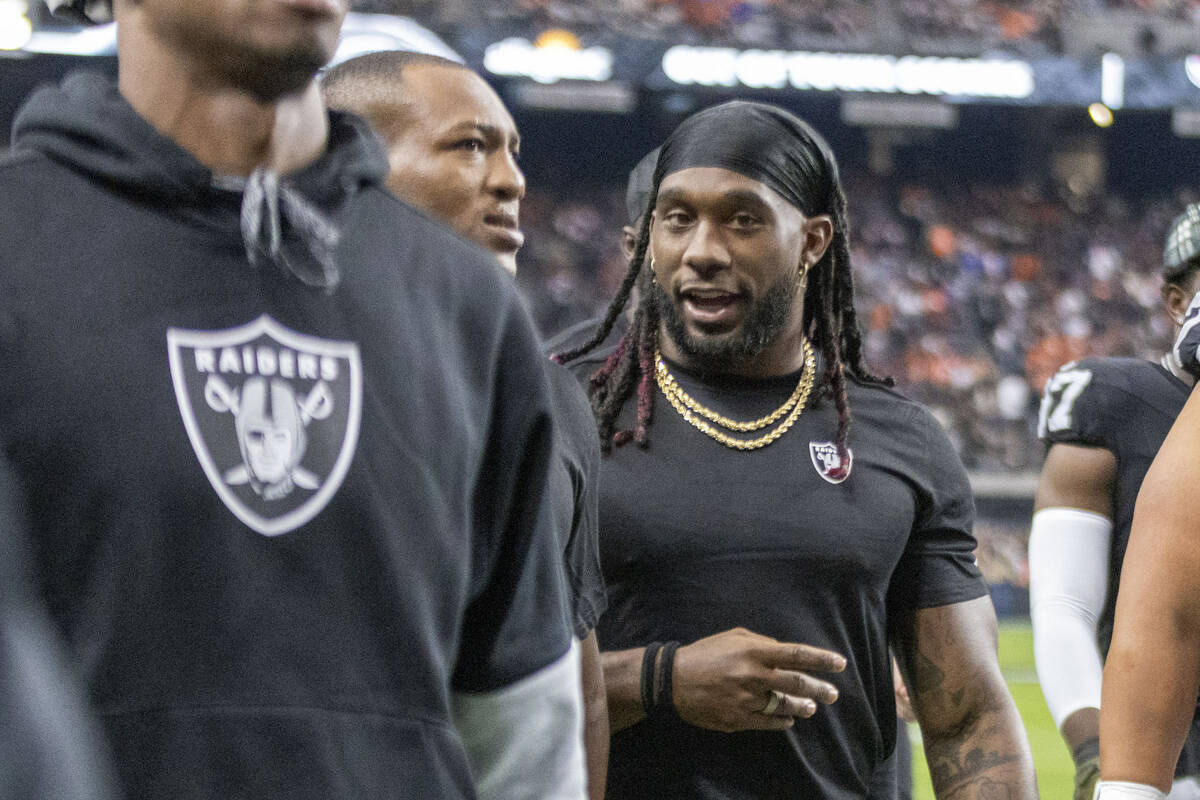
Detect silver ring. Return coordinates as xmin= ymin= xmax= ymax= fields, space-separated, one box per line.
xmin=762 ymin=690 xmax=784 ymax=715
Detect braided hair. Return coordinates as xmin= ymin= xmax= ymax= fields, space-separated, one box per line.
xmin=555 ymin=102 xmax=890 ymax=467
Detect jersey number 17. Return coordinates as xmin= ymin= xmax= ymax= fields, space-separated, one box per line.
xmin=1037 ymin=367 xmax=1093 ymax=438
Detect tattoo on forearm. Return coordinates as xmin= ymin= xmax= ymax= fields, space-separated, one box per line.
xmin=926 ymin=737 xmax=1020 ymax=799
xmin=908 ymin=638 xmax=1027 ymax=799
xmin=911 ymin=645 xmax=965 ymax=715
xmin=911 ymin=647 xmax=945 ymax=693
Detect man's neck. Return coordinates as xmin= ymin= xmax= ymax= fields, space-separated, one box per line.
xmin=117 ymin=26 xmax=328 ymax=177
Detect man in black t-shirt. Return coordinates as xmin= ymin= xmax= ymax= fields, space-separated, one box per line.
xmin=558 ymin=100 xmax=1036 ymax=799
xmin=0 ymin=2 xmax=583 ymax=798
xmin=323 ymin=51 xmax=609 ymax=799
xmin=1031 ymin=204 xmax=1200 ymax=800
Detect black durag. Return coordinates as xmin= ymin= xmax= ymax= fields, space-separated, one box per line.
xmin=653 ymin=100 xmax=839 ymax=217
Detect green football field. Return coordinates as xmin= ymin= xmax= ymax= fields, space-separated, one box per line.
xmin=909 ymin=619 xmax=1074 ymax=800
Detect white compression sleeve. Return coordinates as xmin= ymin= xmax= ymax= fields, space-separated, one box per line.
xmin=452 ymin=639 xmax=586 ymax=800
xmin=1029 ymin=507 xmax=1113 ymax=728
xmin=1096 ymin=781 xmax=1167 ymax=799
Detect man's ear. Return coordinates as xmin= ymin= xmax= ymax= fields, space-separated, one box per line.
xmin=1163 ymin=281 xmax=1194 ymax=326
xmin=621 ymin=225 xmax=638 ymax=262
xmin=803 ymin=214 xmax=835 ymax=268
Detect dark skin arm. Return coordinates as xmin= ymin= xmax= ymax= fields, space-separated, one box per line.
xmin=1100 ymin=387 xmax=1200 ymax=791
xmin=897 ymin=596 xmax=1038 ymax=800
xmin=601 ymin=627 xmax=846 ymax=734
xmin=1031 ymin=442 xmax=1115 ymax=756
xmin=578 ymin=630 xmax=609 ymax=800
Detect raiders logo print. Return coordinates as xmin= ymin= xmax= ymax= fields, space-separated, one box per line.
xmin=167 ymin=315 xmax=362 ymax=536
xmin=809 ymin=441 xmax=852 ymax=484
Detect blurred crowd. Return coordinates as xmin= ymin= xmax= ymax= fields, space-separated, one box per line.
xmin=517 ymin=174 xmax=1199 ymax=472
xmin=354 ymin=0 xmax=1200 ymax=54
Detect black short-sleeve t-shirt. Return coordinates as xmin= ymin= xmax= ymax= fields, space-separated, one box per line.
xmin=544 ymin=362 xmax=608 ymax=638
xmin=566 ymin=350 xmax=985 ymax=800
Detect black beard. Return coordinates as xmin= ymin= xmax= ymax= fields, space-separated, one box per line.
xmin=651 ymin=273 xmax=799 ymax=373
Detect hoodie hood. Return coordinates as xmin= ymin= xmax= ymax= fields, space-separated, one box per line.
xmin=12 ymin=71 xmax=390 ymax=289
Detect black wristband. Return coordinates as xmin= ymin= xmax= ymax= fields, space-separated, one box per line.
xmin=641 ymin=642 xmax=663 ymax=716
xmin=1071 ymin=736 xmax=1100 ymax=767
xmin=654 ymin=641 xmax=681 ymax=720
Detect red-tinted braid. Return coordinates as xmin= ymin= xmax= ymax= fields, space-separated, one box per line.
xmin=596 ymin=307 xmax=645 ymax=451
xmin=633 ymin=300 xmax=659 ymax=446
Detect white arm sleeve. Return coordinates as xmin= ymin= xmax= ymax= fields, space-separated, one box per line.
xmin=452 ymin=639 xmax=586 ymax=800
xmin=1096 ymin=781 xmax=1167 ymax=800
xmin=1029 ymin=507 xmax=1113 ymax=729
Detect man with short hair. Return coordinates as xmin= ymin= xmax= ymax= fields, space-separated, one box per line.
xmin=1030 ymin=203 xmax=1200 ymax=800
xmin=323 ymin=50 xmax=610 ymax=800
xmin=557 ymin=100 xmax=1036 ymax=799
xmin=322 ymin=51 xmax=525 ymax=273
xmin=0 ymin=2 xmax=583 ymax=798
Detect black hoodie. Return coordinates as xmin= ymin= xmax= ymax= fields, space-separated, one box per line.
xmin=0 ymin=73 xmax=571 ymax=799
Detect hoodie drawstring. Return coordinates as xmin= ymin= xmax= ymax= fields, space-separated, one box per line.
xmin=229 ymin=168 xmax=342 ymax=290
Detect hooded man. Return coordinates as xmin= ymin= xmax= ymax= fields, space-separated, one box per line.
xmin=0 ymin=1 xmax=584 ymax=798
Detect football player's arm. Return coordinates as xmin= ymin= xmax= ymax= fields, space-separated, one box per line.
xmin=579 ymin=629 xmax=609 ymax=800
xmin=1097 ymin=388 xmax=1200 ymax=797
xmin=897 ymin=596 xmax=1038 ymax=800
xmin=1028 ymin=442 xmax=1115 ymax=795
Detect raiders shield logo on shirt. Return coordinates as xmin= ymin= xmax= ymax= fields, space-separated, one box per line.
xmin=167 ymin=315 xmax=362 ymax=536
xmin=809 ymin=441 xmax=852 ymax=484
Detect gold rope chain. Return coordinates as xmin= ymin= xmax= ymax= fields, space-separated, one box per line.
xmin=654 ymin=338 xmax=814 ymax=432
xmin=654 ymin=338 xmax=816 ymax=451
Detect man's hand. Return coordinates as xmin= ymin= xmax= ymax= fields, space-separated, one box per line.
xmin=671 ymin=628 xmax=846 ymax=733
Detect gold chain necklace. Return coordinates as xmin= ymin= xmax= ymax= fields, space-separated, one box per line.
xmin=654 ymin=338 xmax=816 ymax=451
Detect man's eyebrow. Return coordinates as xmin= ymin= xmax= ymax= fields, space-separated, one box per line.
xmin=657 ymin=187 xmax=772 ymax=209
xmin=719 ymin=189 xmax=773 ymax=209
xmin=444 ymin=121 xmax=520 ymax=149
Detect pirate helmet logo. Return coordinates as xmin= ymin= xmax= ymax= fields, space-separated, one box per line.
xmin=809 ymin=441 xmax=852 ymax=484
xmin=168 ymin=316 xmax=362 ymax=536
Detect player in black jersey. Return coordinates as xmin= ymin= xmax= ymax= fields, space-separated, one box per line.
xmin=0 ymin=1 xmax=583 ymax=798
xmin=323 ymin=51 xmax=609 ymax=799
xmin=1030 ymin=203 xmax=1200 ymax=800
xmin=556 ymin=100 xmax=1035 ymax=800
